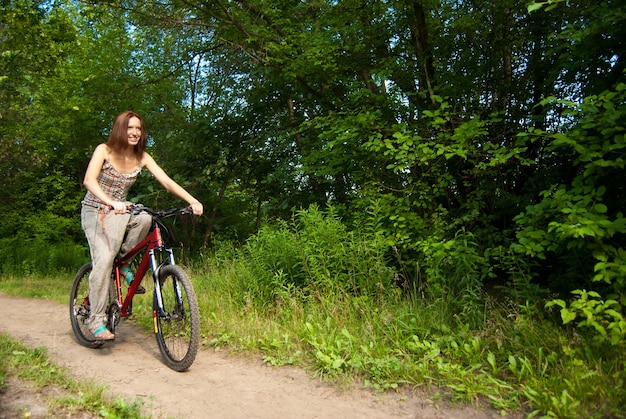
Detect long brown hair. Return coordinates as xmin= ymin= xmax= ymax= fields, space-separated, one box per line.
xmin=106 ymin=111 xmax=147 ymax=157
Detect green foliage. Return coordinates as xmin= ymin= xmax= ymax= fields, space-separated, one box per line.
xmin=527 ymin=0 xmax=566 ymax=13
xmin=186 ymin=202 xmax=625 ymax=416
xmin=0 ymin=237 xmax=87 ymax=275
xmin=361 ymin=95 xmax=532 ymax=239
xmin=514 ymin=85 xmax=626 ymax=346
xmin=2 ymin=0 xmax=624 ymax=312
xmin=1 ymin=240 xmax=625 ymax=417
xmin=416 ymin=229 xmax=490 ymax=324
xmin=547 ymin=290 xmax=626 ymax=347
xmin=193 ymin=248 xmax=626 ymax=416
xmin=0 ymin=0 xmax=624 ymax=416
xmin=240 ymin=205 xmax=395 ymax=304
xmin=356 ymin=97 xmax=533 ymax=317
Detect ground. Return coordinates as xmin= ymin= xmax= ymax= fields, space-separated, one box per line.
xmin=0 ymin=293 xmax=518 ymax=418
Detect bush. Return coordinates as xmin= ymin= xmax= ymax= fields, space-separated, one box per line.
xmin=239 ymin=204 xmax=395 ymax=305
xmin=0 ymin=237 xmax=88 ymax=275
xmin=514 ymin=84 xmax=626 ymax=347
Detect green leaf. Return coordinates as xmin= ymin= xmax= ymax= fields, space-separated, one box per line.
xmin=527 ymin=3 xmax=545 ymax=13
xmin=546 ymin=299 xmax=566 ymax=309
xmin=560 ymin=308 xmax=577 ymax=324
xmin=594 ymin=203 xmax=608 ymax=213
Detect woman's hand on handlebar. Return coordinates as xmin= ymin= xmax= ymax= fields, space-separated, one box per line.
xmin=189 ymin=201 xmax=203 ymax=216
xmin=109 ymin=201 xmax=128 ymax=214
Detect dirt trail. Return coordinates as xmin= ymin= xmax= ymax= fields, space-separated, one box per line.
xmin=0 ymin=293 xmax=509 ymax=418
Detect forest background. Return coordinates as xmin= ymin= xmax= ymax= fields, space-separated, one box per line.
xmin=1 ymin=0 xmax=625 ymax=417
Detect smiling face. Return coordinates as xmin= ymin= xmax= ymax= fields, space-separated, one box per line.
xmin=126 ymin=116 xmax=142 ymax=148
xmin=107 ymin=111 xmax=147 ymax=156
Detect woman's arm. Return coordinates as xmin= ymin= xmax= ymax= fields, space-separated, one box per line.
xmin=142 ymin=151 xmax=203 ymax=215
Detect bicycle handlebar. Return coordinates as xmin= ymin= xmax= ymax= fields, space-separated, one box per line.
xmin=128 ymin=205 xmax=193 ymax=218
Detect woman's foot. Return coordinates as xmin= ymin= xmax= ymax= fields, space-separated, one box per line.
xmin=91 ymin=324 xmax=115 ymax=341
xmin=120 ymin=266 xmax=134 ymax=283
xmin=121 ymin=267 xmax=145 ymax=294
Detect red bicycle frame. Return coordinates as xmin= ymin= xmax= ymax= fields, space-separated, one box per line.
xmin=112 ymin=220 xmax=174 ymax=317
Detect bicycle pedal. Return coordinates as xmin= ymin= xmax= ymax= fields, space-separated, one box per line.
xmin=127 ymin=282 xmax=146 ymax=294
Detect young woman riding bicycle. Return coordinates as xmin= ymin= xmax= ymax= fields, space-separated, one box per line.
xmin=81 ymin=110 xmax=202 ymax=341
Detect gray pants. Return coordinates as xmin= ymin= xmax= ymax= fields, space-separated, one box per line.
xmin=81 ymin=205 xmax=152 ymax=331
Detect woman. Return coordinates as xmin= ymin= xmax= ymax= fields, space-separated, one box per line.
xmin=81 ymin=111 xmax=203 ymax=341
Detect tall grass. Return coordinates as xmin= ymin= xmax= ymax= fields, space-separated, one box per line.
xmin=191 ymin=206 xmax=625 ymax=418
xmin=194 ymin=251 xmax=625 ymax=417
xmin=1 ymin=205 xmax=624 ymax=417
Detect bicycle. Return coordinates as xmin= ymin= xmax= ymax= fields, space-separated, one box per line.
xmin=70 ymin=205 xmax=201 ymax=372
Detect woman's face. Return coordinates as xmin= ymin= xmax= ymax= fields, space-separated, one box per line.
xmin=127 ymin=116 xmax=142 ymax=147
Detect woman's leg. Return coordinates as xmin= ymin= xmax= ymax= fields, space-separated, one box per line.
xmin=81 ymin=207 xmax=130 ymax=332
xmin=120 ymin=211 xmax=152 ymax=258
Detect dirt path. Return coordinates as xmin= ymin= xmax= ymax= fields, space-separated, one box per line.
xmin=0 ymin=293 xmax=510 ymax=419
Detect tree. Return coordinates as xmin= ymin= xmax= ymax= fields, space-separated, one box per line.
xmin=2 ymin=0 xmax=625 ymax=302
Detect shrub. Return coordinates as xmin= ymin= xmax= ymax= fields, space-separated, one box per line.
xmin=0 ymin=237 xmax=88 ymax=275
xmin=240 ymin=204 xmax=395 ymax=305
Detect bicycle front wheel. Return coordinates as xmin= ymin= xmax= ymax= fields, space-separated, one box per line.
xmin=153 ymin=265 xmax=200 ymax=372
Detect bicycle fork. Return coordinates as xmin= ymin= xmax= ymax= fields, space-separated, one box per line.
xmin=151 ymin=247 xmax=184 ymax=326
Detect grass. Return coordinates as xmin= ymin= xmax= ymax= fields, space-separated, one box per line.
xmin=1 ymin=204 xmax=624 ymax=419
xmin=0 ymin=332 xmax=146 ymax=418
xmin=1 ymin=265 xmax=625 ymax=418
xmin=187 ymin=257 xmax=626 ymax=418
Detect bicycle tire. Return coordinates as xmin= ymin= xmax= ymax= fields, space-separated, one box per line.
xmin=69 ymin=262 xmax=105 ymax=348
xmin=153 ymin=264 xmax=200 ymax=371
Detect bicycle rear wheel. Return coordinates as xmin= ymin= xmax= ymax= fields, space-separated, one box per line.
xmin=153 ymin=265 xmax=200 ymax=372
xmin=69 ymin=263 xmax=104 ymax=348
